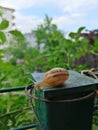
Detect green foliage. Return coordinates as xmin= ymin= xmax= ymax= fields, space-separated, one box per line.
xmin=0 ymin=18 xmax=8 ymax=44
xmin=0 ymin=12 xmax=35 ymax=129
xmin=0 ymin=31 xmax=6 ymax=44
xmin=0 ymin=16 xmax=9 ymax=44
xmin=0 ymin=19 xmax=9 ymax=30
xmin=35 ymin=15 xmax=64 ymax=49
xmin=0 ymin=94 xmax=35 ymax=130
xmin=9 ymin=30 xmax=25 ymax=40
xmin=0 ymin=12 xmax=24 ymax=45
xmin=92 ymin=124 xmax=98 ymax=130
xmin=0 ymin=14 xmax=98 ymax=129
xmin=0 ymin=11 xmax=2 ymax=17
xmin=34 ymin=19 xmax=92 ymax=70
xmin=91 ymin=38 xmax=98 ymax=54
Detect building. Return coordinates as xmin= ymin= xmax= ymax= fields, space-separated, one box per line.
xmin=0 ymin=6 xmax=16 ymax=49
xmin=0 ymin=6 xmax=39 ymax=50
xmin=0 ymin=6 xmax=15 ymax=31
xmin=24 ymin=32 xmax=37 ymax=47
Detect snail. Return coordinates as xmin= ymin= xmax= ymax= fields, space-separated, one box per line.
xmin=34 ymin=67 xmax=69 ymax=90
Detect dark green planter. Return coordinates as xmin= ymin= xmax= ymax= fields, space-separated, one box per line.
xmin=32 ymin=70 xmax=98 ymax=130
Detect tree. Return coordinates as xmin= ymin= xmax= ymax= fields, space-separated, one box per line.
xmin=34 ymin=15 xmax=65 ymax=50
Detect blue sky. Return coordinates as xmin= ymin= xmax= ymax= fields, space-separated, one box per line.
xmin=0 ymin=0 xmax=98 ymax=33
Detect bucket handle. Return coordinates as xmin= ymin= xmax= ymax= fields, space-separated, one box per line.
xmin=25 ymin=84 xmax=98 ymax=103
xmin=25 ymin=84 xmax=98 ymax=130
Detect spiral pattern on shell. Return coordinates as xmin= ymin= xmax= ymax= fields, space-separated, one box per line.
xmin=43 ymin=67 xmax=69 ymax=87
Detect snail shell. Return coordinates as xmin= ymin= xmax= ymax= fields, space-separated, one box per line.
xmin=34 ymin=67 xmax=69 ymax=89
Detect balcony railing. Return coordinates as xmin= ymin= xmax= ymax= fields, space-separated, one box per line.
xmin=0 ymin=86 xmax=38 ymax=130
xmin=0 ymin=72 xmax=98 ymax=130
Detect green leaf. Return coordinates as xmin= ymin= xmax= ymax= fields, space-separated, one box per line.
xmin=9 ymin=30 xmax=25 ymax=40
xmin=77 ymin=26 xmax=85 ymax=34
xmin=0 ymin=31 xmax=6 ymax=44
xmin=69 ymin=32 xmax=75 ymax=38
xmin=0 ymin=11 xmax=2 ymax=17
xmin=0 ymin=20 xmax=9 ymax=30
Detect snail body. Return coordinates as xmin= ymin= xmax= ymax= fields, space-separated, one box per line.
xmin=34 ymin=67 xmax=69 ymax=90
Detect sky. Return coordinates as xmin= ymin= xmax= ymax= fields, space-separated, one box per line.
xmin=0 ymin=0 xmax=98 ymax=34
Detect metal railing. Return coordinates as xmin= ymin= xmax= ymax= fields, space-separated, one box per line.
xmin=0 ymin=71 xmax=98 ymax=130
xmin=10 ymin=124 xmax=37 ymax=130
xmin=0 ymin=86 xmax=38 ymax=130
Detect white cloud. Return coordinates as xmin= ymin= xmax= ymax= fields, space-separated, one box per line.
xmin=0 ymin=0 xmax=98 ymax=33
xmin=0 ymin=0 xmax=58 ymax=10
xmin=0 ymin=0 xmax=37 ymax=10
xmin=52 ymin=15 xmax=85 ymax=32
xmin=14 ymin=12 xmax=43 ymax=33
xmin=60 ymin=0 xmax=98 ymax=13
xmin=53 ymin=16 xmax=73 ymax=27
xmin=1 ymin=0 xmax=98 ymax=11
